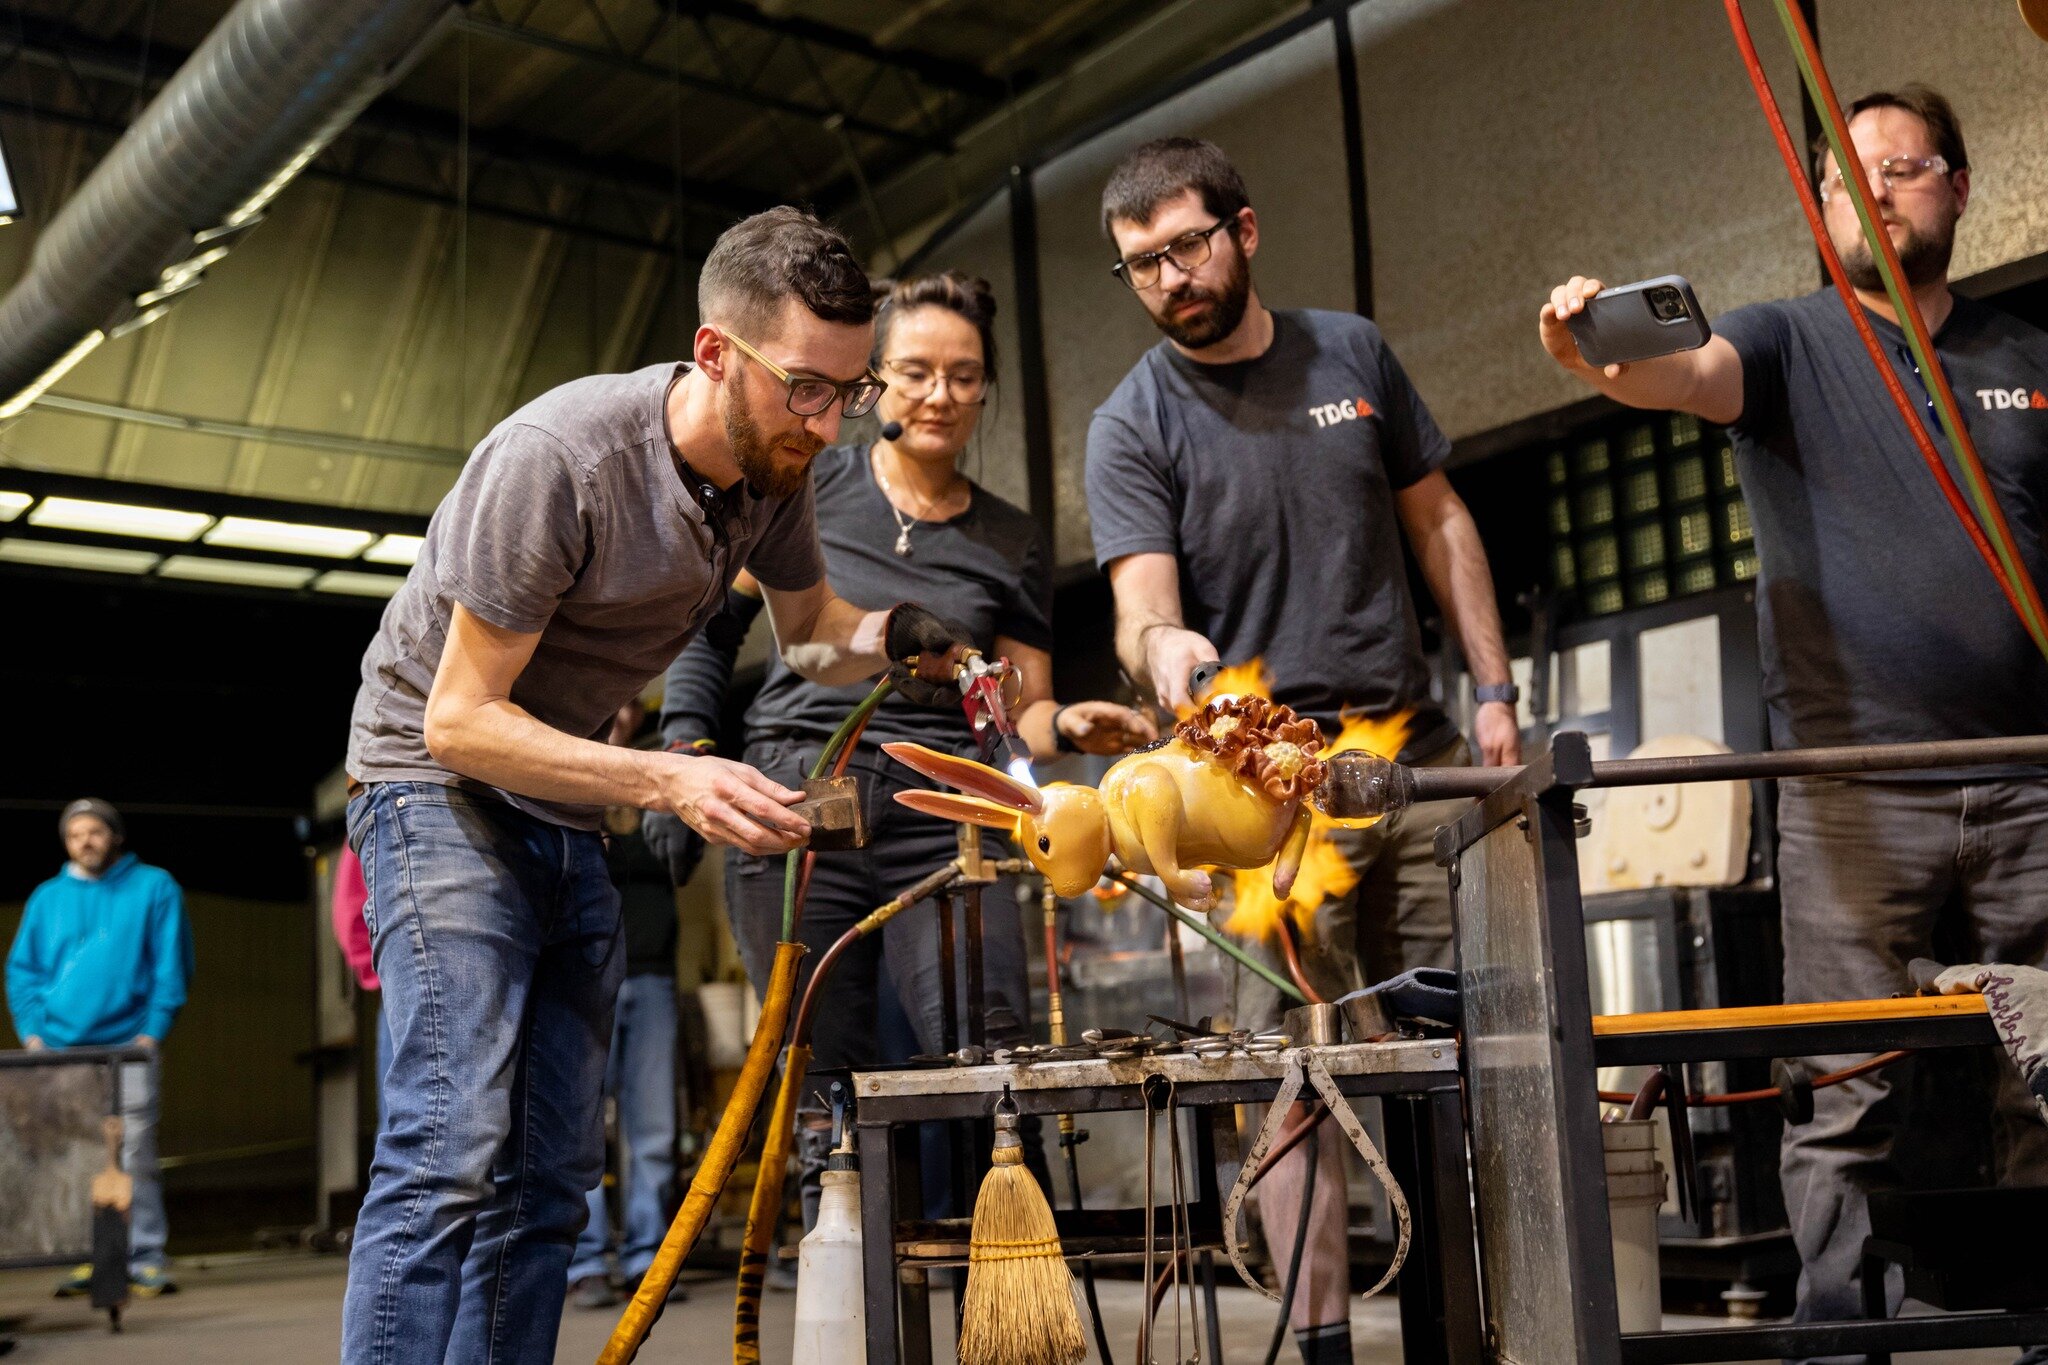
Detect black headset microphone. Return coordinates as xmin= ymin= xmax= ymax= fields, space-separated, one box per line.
xmin=880 ymin=420 xmax=904 ymax=441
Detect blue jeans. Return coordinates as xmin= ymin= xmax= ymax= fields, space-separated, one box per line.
xmin=119 ymin=1057 xmax=167 ymax=1274
xmin=341 ymin=782 xmax=623 ymax=1365
xmin=567 ymin=973 xmax=678 ymax=1284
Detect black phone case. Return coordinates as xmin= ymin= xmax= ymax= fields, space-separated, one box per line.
xmin=1567 ymin=275 xmax=1711 ymax=367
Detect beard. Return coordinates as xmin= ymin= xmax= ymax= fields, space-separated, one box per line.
xmin=1149 ymin=247 xmax=1251 ymax=349
xmin=1839 ymin=210 xmax=1956 ymax=291
xmin=722 ymin=370 xmax=822 ymax=499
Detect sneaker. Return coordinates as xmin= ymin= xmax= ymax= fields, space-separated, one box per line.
xmin=129 ymin=1265 xmax=178 ymax=1297
xmin=52 ymin=1265 xmax=91 ymax=1298
xmin=569 ymin=1275 xmax=619 ymax=1311
xmin=764 ymin=1261 xmax=798 ymax=1293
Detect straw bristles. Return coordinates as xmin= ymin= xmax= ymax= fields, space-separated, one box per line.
xmin=958 ymin=1151 xmax=1085 ymax=1365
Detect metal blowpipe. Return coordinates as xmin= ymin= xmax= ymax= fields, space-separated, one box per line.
xmin=1313 ymin=735 xmax=2048 ymax=822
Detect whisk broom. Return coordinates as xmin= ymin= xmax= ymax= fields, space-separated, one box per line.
xmin=957 ymin=1091 xmax=1085 ymax=1365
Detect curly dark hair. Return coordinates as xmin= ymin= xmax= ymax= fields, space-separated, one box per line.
xmin=870 ymin=270 xmax=999 ymax=375
xmin=699 ymin=206 xmax=874 ymax=338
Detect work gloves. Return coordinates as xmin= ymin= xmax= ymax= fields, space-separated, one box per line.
xmin=1912 ymin=957 xmax=2048 ymax=1124
xmin=884 ymin=603 xmax=974 ymax=707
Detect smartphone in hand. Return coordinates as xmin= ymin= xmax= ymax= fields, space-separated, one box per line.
xmin=1567 ymin=275 xmax=1711 ymax=367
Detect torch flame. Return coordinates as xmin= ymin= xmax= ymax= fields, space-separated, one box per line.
xmin=1199 ymin=659 xmax=1413 ymax=942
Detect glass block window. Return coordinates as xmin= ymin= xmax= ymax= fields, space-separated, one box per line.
xmin=1576 ymin=438 xmax=1611 ymax=478
xmin=1625 ymin=469 xmax=1660 ymax=516
xmin=1676 ymin=506 xmax=1713 ymax=557
xmin=1540 ymin=407 xmax=1755 ymax=620
xmin=1670 ymin=454 xmax=1706 ymax=502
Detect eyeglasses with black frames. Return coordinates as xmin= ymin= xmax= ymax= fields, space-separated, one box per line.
xmin=1110 ymin=217 xmax=1238 ymax=292
xmin=722 ymin=331 xmax=885 ymax=418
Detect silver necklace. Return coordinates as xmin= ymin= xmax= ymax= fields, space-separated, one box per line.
xmin=873 ymin=448 xmax=957 ymax=558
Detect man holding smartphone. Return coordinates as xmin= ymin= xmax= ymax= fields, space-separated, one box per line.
xmin=1540 ymin=85 xmax=2048 ymax=1355
xmin=1089 ymin=136 xmax=1519 ymax=1365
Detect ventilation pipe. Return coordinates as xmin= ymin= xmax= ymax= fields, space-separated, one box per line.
xmin=0 ymin=0 xmax=457 ymax=418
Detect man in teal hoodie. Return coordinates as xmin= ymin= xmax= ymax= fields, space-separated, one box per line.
xmin=6 ymin=798 xmax=192 ymax=1296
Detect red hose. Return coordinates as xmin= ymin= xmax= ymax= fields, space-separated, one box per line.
xmin=1274 ymin=917 xmax=1326 ymax=1006
xmin=1597 ymin=1049 xmax=1911 ymax=1107
xmin=1720 ymin=0 xmax=2038 ymax=642
xmin=1768 ymin=0 xmax=2048 ymax=645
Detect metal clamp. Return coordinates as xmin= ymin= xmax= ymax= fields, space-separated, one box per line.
xmin=1219 ymin=1049 xmax=1412 ymax=1304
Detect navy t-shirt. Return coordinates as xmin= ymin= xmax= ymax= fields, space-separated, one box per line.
xmin=738 ymin=443 xmax=1054 ymax=751
xmin=1085 ymin=308 xmax=1454 ymax=758
xmin=1717 ymin=288 xmax=2048 ymax=775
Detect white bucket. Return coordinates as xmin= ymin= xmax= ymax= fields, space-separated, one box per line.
xmin=699 ymin=981 xmax=750 ymax=1070
xmin=1603 ymin=1119 xmax=1667 ymax=1334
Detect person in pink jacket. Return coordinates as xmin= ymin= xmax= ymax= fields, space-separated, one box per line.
xmin=330 ymin=846 xmax=391 ymax=1116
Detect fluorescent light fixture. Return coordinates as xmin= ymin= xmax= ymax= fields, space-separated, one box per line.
xmin=0 ymin=329 xmax=107 ymax=420
xmin=364 ymin=533 xmax=425 ymax=566
xmin=0 ymin=539 xmax=159 ymax=573
xmin=158 ymin=555 xmax=316 ymax=589
xmin=205 ymin=516 xmax=374 ymax=558
xmin=29 ymin=495 xmax=212 ymax=541
xmin=0 ymin=127 xmax=16 ymax=222
xmin=312 ymin=570 xmax=405 ymax=598
xmin=0 ymin=491 xmax=29 ymax=521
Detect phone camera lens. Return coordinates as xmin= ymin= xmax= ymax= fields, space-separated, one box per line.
xmin=1648 ymin=286 xmax=1686 ymax=322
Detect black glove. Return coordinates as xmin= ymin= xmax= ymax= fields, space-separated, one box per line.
xmin=1354 ymin=966 xmax=1460 ymax=1027
xmin=641 ymin=810 xmax=706 ymax=887
xmin=883 ymin=603 xmax=973 ymax=707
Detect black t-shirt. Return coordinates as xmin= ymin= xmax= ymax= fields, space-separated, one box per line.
xmin=1717 ymin=288 xmax=2048 ymax=775
xmin=1085 ymin=308 xmax=1454 ymax=758
xmin=739 ymin=443 xmax=1054 ymax=751
xmin=605 ymin=823 xmax=677 ymax=977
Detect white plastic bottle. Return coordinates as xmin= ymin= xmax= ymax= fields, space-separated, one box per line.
xmin=792 ymin=1137 xmax=864 ymax=1364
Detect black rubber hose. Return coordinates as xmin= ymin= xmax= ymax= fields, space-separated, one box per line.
xmin=1262 ymin=1125 xmax=1320 ymax=1365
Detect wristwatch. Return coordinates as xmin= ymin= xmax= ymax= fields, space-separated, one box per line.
xmin=1473 ymin=683 xmax=1520 ymax=706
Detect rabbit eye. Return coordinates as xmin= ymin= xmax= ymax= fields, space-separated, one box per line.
xmin=1037 ymin=835 xmax=1052 ymax=854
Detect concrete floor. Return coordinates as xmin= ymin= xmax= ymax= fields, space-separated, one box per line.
xmin=0 ymin=1254 xmax=2025 ymax=1363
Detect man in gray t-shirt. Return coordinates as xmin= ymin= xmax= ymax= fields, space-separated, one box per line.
xmin=337 ymin=207 xmax=970 ymax=1365
xmin=1088 ymin=138 xmax=1519 ymax=1365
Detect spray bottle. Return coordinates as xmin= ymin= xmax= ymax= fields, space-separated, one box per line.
xmin=792 ymin=1082 xmax=864 ymax=1364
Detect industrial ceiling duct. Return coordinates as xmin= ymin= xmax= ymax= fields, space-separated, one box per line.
xmin=0 ymin=0 xmax=457 ymax=419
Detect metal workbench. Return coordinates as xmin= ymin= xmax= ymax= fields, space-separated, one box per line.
xmin=853 ymin=1037 xmax=1482 ymax=1364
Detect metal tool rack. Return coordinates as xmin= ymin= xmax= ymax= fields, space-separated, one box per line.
xmin=852 ymin=1038 xmax=1483 ymax=1365
xmin=0 ymin=1044 xmax=150 ymax=1330
xmin=1436 ymin=729 xmax=2048 ymax=1363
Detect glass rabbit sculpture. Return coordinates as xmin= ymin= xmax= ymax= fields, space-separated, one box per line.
xmin=884 ymin=694 xmax=1327 ymax=910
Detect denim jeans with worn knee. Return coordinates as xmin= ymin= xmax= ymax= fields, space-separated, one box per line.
xmin=341 ymin=782 xmax=623 ymax=1365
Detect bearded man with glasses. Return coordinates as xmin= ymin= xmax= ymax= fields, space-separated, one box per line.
xmin=1541 ymin=85 xmax=2048 ymax=1360
xmin=339 ymin=206 xmax=972 ymax=1365
xmin=1087 ymin=136 xmax=1519 ymax=1365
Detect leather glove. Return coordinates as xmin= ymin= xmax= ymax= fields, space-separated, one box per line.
xmin=883 ymin=603 xmax=973 ymax=707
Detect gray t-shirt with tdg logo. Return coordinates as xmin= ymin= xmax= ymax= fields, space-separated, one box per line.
xmin=1085 ymin=308 xmax=1454 ymax=759
xmin=346 ymin=362 xmax=826 ymax=829
xmin=1717 ymin=288 xmax=2048 ymax=774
